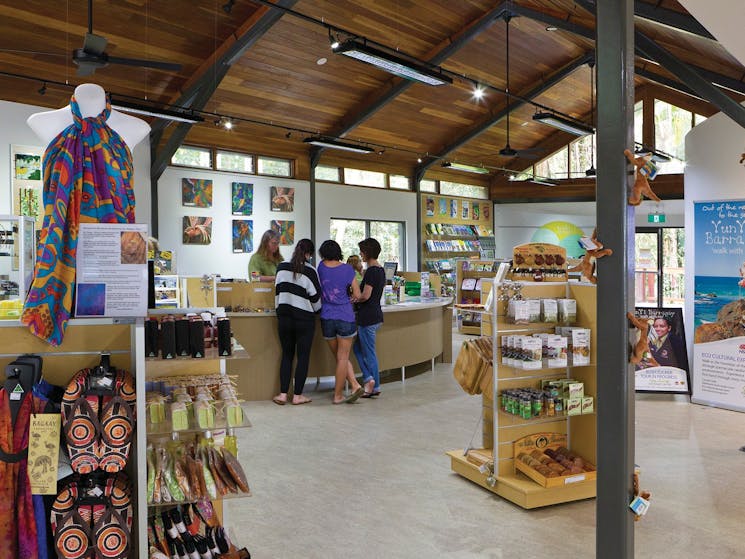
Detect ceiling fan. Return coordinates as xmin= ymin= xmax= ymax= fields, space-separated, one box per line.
xmin=496 ymin=15 xmax=545 ymax=159
xmin=72 ymin=0 xmax=182 ymax=76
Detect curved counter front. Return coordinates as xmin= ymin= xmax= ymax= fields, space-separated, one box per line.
xmin=227 ymin=297 xmax=452 ymax=401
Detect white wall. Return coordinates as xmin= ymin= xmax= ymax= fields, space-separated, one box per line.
xmin=0 ymin=99 xmax=151 ymax=225
xmin=679 ymin=0 xmax=745 ymax=66
xmin=684 ymin=107 xmax=745 ymax=361
xmin=158 ymin=167 xmax=311 ymax=278
xmin=315 ymin=183 xmax=418 ymax=270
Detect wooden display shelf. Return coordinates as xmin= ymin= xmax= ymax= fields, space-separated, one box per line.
xmin=460 ymin=325 xmax=482 ymax=335
xmin=447 ymin=450 xmax=596 ymax=509
xmin=145 ymin=347 xmax=249 ymax=375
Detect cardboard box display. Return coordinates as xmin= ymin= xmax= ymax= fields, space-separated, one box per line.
xmin=564 ymin=397 xmax=582 ymax=416
xmin=581 ymin=396 xmax=594 ymax=414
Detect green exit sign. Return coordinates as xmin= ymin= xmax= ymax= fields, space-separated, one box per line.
xmin=648 ymin=213 xmax=666 ymax=223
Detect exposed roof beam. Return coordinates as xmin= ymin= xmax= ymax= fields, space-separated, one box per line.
xmin=634 ymin=66 xmax=701 ymax=99
xmin=508 ymin=4 xmax=594 ymax=41
xmin=151 ymin=0 xmax=298 ymax=180
xmin=635 ymin=32 xmax=745 ymax=127
xmin=414 ymin=51 xmax=593 ymax=180
xmin=310 ymin=1 xmax=510 ymax=166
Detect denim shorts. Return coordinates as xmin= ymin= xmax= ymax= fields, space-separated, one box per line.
xmin=320 ymin=318 xmax=357 ymax=340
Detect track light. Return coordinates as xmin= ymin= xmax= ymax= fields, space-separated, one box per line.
xmin=417 ymin=157 xmax=422 ymax=163
xmin=473 ymin=84 xmax=486 ymax=100
xmin=533 ymin=112 xmax=594 ymax=136
xmin=332 ymin=38 xmax=452 ymax=86
xmin=222 ymin=0 xmax=235 ymax=14
xmin=442 ymin=161 xmax=489 ymax=174
xmin=329 ymin=29 xmax=340 ymax=50
xmin=303 ymin=136 xmax=374 ymax=154
xmin=285 ymin=131 xmax=292 ymax=138
xmin=223 ymin=119 xmax=234 ymax=130
xmin=37 ymin=82 xmax=47 ymax=95
xmin=585 ymin=165 xmax=597 ymax=177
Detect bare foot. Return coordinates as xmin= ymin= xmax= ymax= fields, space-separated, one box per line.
xmin=272 ymin=393 xmax=288 ymax=405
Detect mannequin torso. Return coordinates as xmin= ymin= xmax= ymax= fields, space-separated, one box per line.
xmin=27 ymin=83 xmax=150 ymax=149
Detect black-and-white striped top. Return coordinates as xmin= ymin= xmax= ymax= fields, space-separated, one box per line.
xmin=275 ymin=261 xmax=322 ymax=320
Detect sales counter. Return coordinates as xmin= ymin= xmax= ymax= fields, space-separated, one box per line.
xmin=227 ymin=297 xmax=453 ymax=401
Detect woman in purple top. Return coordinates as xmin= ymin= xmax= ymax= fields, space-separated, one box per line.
xmin=317 ymin=240 xmax=364 ymax=404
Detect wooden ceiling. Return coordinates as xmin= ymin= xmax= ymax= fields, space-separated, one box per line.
xmin=0 ymin=0 xmax=743 ymax=196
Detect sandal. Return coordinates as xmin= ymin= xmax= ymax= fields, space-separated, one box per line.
xmin=291 ymin=396 xmax=312 ymax=405
xmin=63 ymin=397 xmax=101 ymax=474
xmin=272 ymin=395 xmax=287 ymax=406
xmin=98 ymin=396 xmax=135 ymax=472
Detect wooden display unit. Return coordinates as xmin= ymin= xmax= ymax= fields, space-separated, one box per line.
xmin=447 ymin=281 xmax=597 ymax=509
xmin=455 ymin=259 xmax=496 ymax=335
xmin=420 ymin=194 xmax=494 ymax=295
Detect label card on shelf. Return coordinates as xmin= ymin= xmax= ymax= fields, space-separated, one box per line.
xmin=29 ymin=413 xmax=61 ymax=495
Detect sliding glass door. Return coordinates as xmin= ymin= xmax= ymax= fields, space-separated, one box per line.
xmin=635 ymin=227 xmax=684 ymax=308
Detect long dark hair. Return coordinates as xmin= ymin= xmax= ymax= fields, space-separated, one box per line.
xmin=291 ymin=239 xmax=315 ymax=277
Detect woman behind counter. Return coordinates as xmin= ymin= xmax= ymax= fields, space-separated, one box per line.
xmin=249 ymin=229 xmax=283 ymax=281
xmin=273 ymin=239 xmax=321 ymax=406
xmin=317 ymin=240 xmax=364 ymax=404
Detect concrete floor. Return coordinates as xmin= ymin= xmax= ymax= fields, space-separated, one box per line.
xmin=225 ymin=333 xmax=745 ymax=558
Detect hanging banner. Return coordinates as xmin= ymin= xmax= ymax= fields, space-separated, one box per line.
xmin=692 ymin=200 xmax=745 ymax=412
xmin=75 ymin=223 xmax=149 ymax=318
xmin=633 ymin=307 xmax=690 ymax=393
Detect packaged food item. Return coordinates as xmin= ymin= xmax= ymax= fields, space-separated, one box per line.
xmin=545 ymin=335 xmax=568 ymax=368
xmin=527 ymin=299 xmax=542 ymax=323
xmin=522 ymin=337 xmax=543 ymax=370
xmin=581 ymin=396 xmax=594 ymax=414
xmin=565 ymin=397 xmax=582 ymax=416
xmin=557 ymin=299 xmax=577 ymax=324
xmin=570 ymin=328 xmax=591 ymax=365
xmin=541 ymin=298 xmax=558 ymax=322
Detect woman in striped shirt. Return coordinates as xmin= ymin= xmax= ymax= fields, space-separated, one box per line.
xmin=272 ymin=238 xmax=322 ymax=405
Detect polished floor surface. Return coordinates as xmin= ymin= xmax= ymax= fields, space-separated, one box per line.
xmin=226 ymin=333 xmax=744 ymax=558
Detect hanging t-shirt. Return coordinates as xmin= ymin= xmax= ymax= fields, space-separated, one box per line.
xmin=356 ymin=266 xmax=386 ymax=326
xmin=317 ymin=262 xmax=355 ymax=322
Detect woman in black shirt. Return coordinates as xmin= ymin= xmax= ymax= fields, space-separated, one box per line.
xmin=352 ymin=238 xmax=386 ymax=397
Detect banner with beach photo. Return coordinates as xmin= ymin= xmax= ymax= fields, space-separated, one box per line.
xmin=692 ymin=200 xmax=745 ymax=412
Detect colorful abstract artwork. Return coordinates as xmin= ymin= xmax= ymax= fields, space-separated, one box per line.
xmin=76 ymin=283 xmax=106 ymax=316
xmin=438 ymin=198 xmax=447 ymax=216
xmin=11 ymin=145 xmax=44 ymax=231
xmin=14 ymin=153 xmax=41 ymax=180
xmin=271 ymin=220 xmax=295 ymax=245
xmin=182 ymin=178 xmax=213 ymax=208
xmin=482 ymin=203 xmax=490 ymax=220
xmin=462 ymin=200 xmax=470 ymax=220
xmin=232 ymin=220 xmax=253 ymax=253
xmin=182 ymin=216 xmax=213 ymax=245
xmin=425 ymin=197 xmax=435 ymax=217
xmin=450 ymin=199 xmax=458 ymax=219
xmin=472 ymin=203 xmax=480 ymax=220
xmin=232 ymin=182 xmax=253 ymax=215
xmin=270 ymin=187 xmax=295 ymax=212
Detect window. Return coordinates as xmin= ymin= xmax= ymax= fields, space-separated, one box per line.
xmin=439 ymin=181 xmax=488 ymax=199
xmin=568 ymin=134 xmax=595 ymax=178
xmin=315 ymin=165 xmax=340 ymax=182
xmin=654 ymin=100 xmax=691 ymax=174
xmin=257 ymin=156 xmax=292 ymax=177
xmin=171 ymin=146 xmax=211 ymax=168
xmin=389 ymin=175 xmax=410 ymax=190
xmin=329 ymin=218 xmax=406 ymax=268
xmin=216 ymin=150 xmax=253 ymax=173
xmin=534 ymin=146 xmax=568 ymax=179
xmin=419 ymin=179 xmax=437 ymax=193
xmin=635 ymin=227 xmax=684 ymax=308
xmin=634 ymin=100 xmax=643 ymax=146
xmin=344 ymin=168 xmax=386 ymax=188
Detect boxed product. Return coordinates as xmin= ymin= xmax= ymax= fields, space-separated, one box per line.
xmin=564 ymin=397 xmax=582 ymax=416
xmin=522 ymin=336 xmax=543 ymax=370
xmin=541 ymin=298 xmax=558 ymax=323
xmin=512 ymin=300 xmax=531 ymax=324
xmin=527 ymin=299 xmax=542 ymax=323
xmin=581 ymin=396 xmax=594 ymax=414
xmin=557 ymin=299 xmax=577 ymax=324
xmin=566 ymin=381 xmax=585 ymax=399
xmin=570 ymin=328 xmax=591 ymax=366
xmin=545 ymin=335 xmax=568 ymax=368
xmin=501 ymin=335 xmax=512 ymax=366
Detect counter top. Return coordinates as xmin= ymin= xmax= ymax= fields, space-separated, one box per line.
xmin=228 ymin=296 xmax=453 ymax=317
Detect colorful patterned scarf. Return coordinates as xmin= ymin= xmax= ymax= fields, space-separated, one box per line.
xmin=21 ymin=95 xmax=135 ymax=346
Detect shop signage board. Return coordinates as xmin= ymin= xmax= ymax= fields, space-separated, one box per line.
xmin=632 ymin=307 xmax=690 ymax=393
xmin=692 ymin=200 xmax=745 ymax=412
xmin=75 ymin=223 xmax=149 ymax=318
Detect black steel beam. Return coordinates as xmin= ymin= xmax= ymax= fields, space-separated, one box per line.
xmin=414 ymin=51 xmax=593 ymax=178
xmin=636 ymin=32 xmax=745 ymax=127
xmin=509 ymin=3 xmax=594 ymax=41
xmin=150 ymin=0 xmax=298 ymax=181
xmin=633 ymin=0 xmax=714 ymax=39
xmin=314 ymin=0 xmax=509 ymax=162
xmin=595 ymin=0 xmax=636 ymax=557
xmin=634 ymin=66 xmax=700 ymax=99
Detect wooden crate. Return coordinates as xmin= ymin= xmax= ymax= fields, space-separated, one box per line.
xmin=513 ymin=432 xmax=596 ymax=488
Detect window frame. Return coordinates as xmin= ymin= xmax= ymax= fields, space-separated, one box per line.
xmin=329 ymin=217 xmax=407 ymax=269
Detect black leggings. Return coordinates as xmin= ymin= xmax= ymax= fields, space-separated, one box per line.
xmin=278 ymin=317 xmax=316 ymax=395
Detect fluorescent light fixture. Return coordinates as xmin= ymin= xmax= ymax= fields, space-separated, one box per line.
xmin=332 ymin=39 xmax=452 ymax=86
xmin=529 ymin=178 xmax=558 ymax=187
xmin=532 ymin=112 xmax=594 ymax=136
xmin=111 ymin=101 xmax=203 ymax=124
xmin=634 ymin=144 xmax=672 ymax=163
xmin=303 ymin=136 xmax=374 ymax=154
xmin=442 ymin=161 xmax=490 ymax=174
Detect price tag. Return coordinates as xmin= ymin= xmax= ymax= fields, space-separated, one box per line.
xmin=29 ymin=414 xmax=61 ymax=495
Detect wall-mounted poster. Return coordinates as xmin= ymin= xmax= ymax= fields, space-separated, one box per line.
xmin=182 ymin=216 xmax=212 ymax=245
xmin=633 ymin=307 xmax=690 ymax=393
xmin=11 ymin=145 xmax=44 ymax=232
xmin=232 ymin=182 xmax=253 ymax=215
xmin=482 ymin=203 xmax=490 ymax=220
xmin=438 ymin=198 xmax=447 ymax=216
xmin=425 ymin=197 xmax=435 ymax=217
xmin=473 ymin=203 xmax=480 ymax=220
xmin=270 ymin=187 xmax=294 ymax=212
xmin=232 ymin=220 xmax=253 ymax=253
xmin=271 ymin=220 xmax=294 ymax=245
xmin=462 ymin=200 xmax=470 ymax=220
xmin=692 ymin=200 xmax=745 ymax=411
xmin=182 ymin=178 xmax=213 ymax=208
xmin=450 ymin=199 xmax=458 ymax=219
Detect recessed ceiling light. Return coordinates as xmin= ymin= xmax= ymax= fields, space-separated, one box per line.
xmin=546 ymin=25 xmax=558 ymax=31
xmin=316 ymin=57 xmax=327 ymax=65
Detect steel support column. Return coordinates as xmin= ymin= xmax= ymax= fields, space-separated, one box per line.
xmin=596 ymin=0 xmax=636 ymax=557
xmin=309 ymin=152 xmax=317 ymax=249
